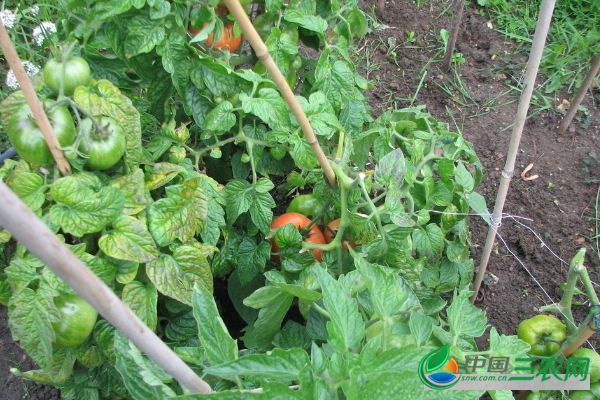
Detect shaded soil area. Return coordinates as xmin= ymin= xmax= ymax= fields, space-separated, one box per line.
xmin=2 ymin=1 xmax=600 ymax=398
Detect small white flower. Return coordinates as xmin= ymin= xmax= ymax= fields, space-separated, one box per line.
xmin=32 ymin=21 xmax=56 ymax=46
xmin=30 ymin=5 xmax=40 ymax=17
xmin=5 ymin=61 xmax=41 ymax=90
xmin=0 ymin=9 xmax=17 ymax=29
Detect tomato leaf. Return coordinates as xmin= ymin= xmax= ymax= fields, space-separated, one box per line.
xmin=147 ymin=241 xmax=215 ymax=305
xmin=199 ymin=175 xmax=226 ymax=246
xmin=225 ymin=179 xmax=253 ymax=225
xmin=8 ymin=172 xmax=46 ymax=211
xmin=49 ymin=173 xmax=125 ymax=237
xmin=121 ymin=281 xmax=158 ymax=331
xmin=99 ymin=215 xmax=159 ymax=263
xmin=110 ymin=169 xmax=148 ymax=215
xmin=313 ymin=266 xmax=364 ymax=352
xmin=144 ymin=162 xmax=187 ymax=191
xmin=204 ymin=348 xmax=310 ymax=381
xmin=284 ymin=10 xmax=327 ymax=34
xmin=447 ymin=290 xmax=488 ymax=341
xmin=412 ymin=224 xmax=444 ymax=262
xmin=241 ymin=89 xmax=290 ymax=128
xmin=7 ymin=288 xmax=56 ymax=370
xmin=192 ymin=282 xmax=238 ymax=366
xmin=205 ymin=101 xmax=236 ymax=133
xmin=148 ymin=177 xmax=208 ymax=247
xmin=114 ymin=332 xmax=177 ymax=399
xmin=14 ymin=349 xmax=76 ymax=383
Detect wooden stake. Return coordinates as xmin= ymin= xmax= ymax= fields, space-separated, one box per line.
xmin=441 ymin=0 xmax=465 ymax=72
xmin=221 ymin=0 xmax=337 ymax=188
xmin=557 ymin=49 xmax=600 ymax=135
xmin=0 ymin=20 xmax=71 ymax=176
xmin=471 ymin=0 xmax=556 ymax=303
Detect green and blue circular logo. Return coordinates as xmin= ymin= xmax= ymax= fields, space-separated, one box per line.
xmin=419 ymin=344 xmax=460 ymax=390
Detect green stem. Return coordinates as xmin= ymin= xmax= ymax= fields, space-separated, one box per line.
xmin=358 ymin=174 xmax=385 ymax=239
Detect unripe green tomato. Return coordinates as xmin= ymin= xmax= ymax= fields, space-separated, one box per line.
xmin=52 ymin=294 xmax=98 ymax=349
xmin=517 ymin=315 xmax=567 ymax=356
xmin=571 ymin=348 xmax=600 ymax=383
xmin=286 ymin=194 xmax=324 ymax=217
xmin=43 ymin=56 xmax=91 ymax=96
xmin=168 ymin=145 xmax=186 ymax=164
xmin=569 ymin=390 xmax=597 ymax=400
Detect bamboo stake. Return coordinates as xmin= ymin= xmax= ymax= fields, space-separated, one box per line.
xmin=221 ymin=0 xmax=337 ymax=188
xmin=441 ymin=0 xmax=465 ymax=72
xmin=556 ymin=49 xmax=600 ymax=135
xmin=0 ymin=181 xmax=213 ymax=394
xmin=0 ymin=20 xmax=71 ymax=176
xmin=471 ymin=0 xmax=556 ymax=303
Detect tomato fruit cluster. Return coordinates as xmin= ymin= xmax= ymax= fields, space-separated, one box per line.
xmin=286 ymin=194 xmax=323 ymax=217
xmin=517 ymin=314 xmax=567 ymax=356
xmin=270 ymin=213 xmax=326 ymax=262
xmin=189 ymin=6 xmax=243 ymax=52
xmin=51 ymin=293 xmax=98 ymax=349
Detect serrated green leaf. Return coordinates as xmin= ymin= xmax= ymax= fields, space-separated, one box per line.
xmin=199 ymin=175 xmax=226 ymax=246
xmin=144 ymin=162 xmax=187 ymax=191
xmin=237 ymin=237 xmax=271 ymax=286
xmin=314 ymin=60 xmax=355 ymax=107
xmin=488 ymin=327 xmax=530 ymax=358
xmin=122 ymin=281 xmax=158 ymax=331
xmin=273 ymin=321 xmax=312 ymax=350
xmin=49 ymin=174 xmax=125 ymax=237
xmin=7 ymin=288 xmax=55 ymax=370
xmin=455 ymin=162 xmax=475 ymax=192
xmin=250 ymin=288 xmax=295 ymax=349
xmin=284 ymin=10 xmax=327 ymax=33
xmin=375 ymin=149 xmax=406 ymax=188
xmin=73 ymin=336 xmax=104 ymax=368
xmin=240 ymin=89 xmax=289 ymax=128
xmin=165 ymin=308 xmax=197 ymax=342
xmin=148 ymin=177 xmax=207 ymax=247
xmin=192 ymin=282 xmax=237 ymax=366
xmin=466 ymin=191 xmax=491 ymax=225
xmin=110 ymin=169 xmax=148 ymax=215
xmin=225 ymin=179 xmax=253 ymax=225
xmin=19 ymin=349 xmax=76 ymax=383
xmin=5 ymin=251 xmax=44 ymax=293
xmin=448 ymin=290 xmax=488 ymax=341
xmin=114 ymin=332 xmax=176 ymax=400
xmin=412 ymin=224 xmax=444 ymax=262
xmin=147 ymin=242 xmax=215 ymax=305
xmin=8 ymin=172 xmax=46 ymax=211
xmin=204 ymin=348 xmax=310 ymax=381
xmin=206 ymin=101 xmax=236 ymax=132
xmin=123 ymin=14 xmax=166 ymax=57
xmin=409 ymin=310 xmax=433 ymax=347
xmin=313 ymin=266 xmax=365 ymax=352
xmin=250 ymin=191 xmax=275 ymax=235
xmin=98 ymin=215 xmax=159 ymax=263
xmin=93 ymin=320 xmax=117 ymax=364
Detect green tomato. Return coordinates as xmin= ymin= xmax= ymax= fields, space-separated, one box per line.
xmin=591 ymin=382 xmax=600 ymax=397
xmin=570 ymin=391 xmax=597 ymax=400
xmin=7 ymin=101 xmax=77 ymax=165
xmin=43 ymin=56 xmax=91 ymax=96
xmin=517 ymin=315 xmax=567 ymax=356
xmin=78 ymin=117 xmax=126 ymax=170
xmin=286 ymin=194 xmax=324 ymax=217
xmin=571 ymin=348 xmax=600 ymax=382
xmin=51 ymin=293 xmax=98 ymax=349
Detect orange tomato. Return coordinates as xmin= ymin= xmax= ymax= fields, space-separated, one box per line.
xmin=323 ymin=218 xmax=357 ymax=250
xmin=270 ymin=213 xmax=326 ymax=262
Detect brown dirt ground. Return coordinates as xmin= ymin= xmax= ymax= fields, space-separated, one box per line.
xmin=2 ymin=1 xmax=600 ymax=398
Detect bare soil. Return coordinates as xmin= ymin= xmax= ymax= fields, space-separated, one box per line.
xmin=2 ymin=1 xmax=600 ymax=398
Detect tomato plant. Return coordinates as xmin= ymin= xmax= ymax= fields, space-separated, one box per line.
xmin=323 ymin=218 xmax=357 ymax=250
xmin=43 ymin=55 xmax=91 ymax=96
xmin=286 ymin=194 xmax=323 ymax=217
xmin=572 ymin=348 xmax=600 ymax=382
xmin=7 ymin=100 xmax=76 ymax=165
xmin=51 ymin=293 xmax=98 ymax=349
xmin=78 ymin=116 xmax=126 ymax=170
xmin=270 ymin=213 xmax=326 ymax=262
xmin=517 ymin=315 xmax=567 ymax=356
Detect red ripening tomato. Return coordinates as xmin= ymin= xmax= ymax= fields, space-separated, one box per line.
xmin=323 ymin=218 xmax=357 ymax=250
xmin=207 ymin=24 xmax=242 ymax=52
xmin=270 ymin=213 xmax=326 ymax=262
